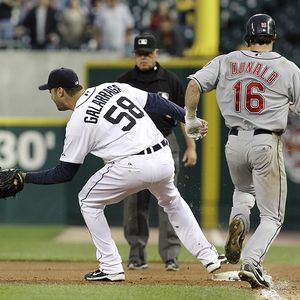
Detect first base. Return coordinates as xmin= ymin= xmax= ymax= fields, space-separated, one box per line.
xmin=211 ymin=271 xmax=241 ymax=281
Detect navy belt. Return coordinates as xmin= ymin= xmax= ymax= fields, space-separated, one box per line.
xmin=136 ymin=139 xmax=168 ymax=155
xmin=229 ymin=128 xmax=273 ymax=136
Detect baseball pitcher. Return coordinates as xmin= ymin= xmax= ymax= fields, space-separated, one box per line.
xmin=0 ymin=67 xmax=226 ymax=282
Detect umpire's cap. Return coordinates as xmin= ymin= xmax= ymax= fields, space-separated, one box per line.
xmin=134 ymin=33 xmax=157 ymax=53
xmin=38 ymin=67 xmax=80 ymax=90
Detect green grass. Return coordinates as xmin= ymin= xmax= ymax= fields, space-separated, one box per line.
xmin=0 ymin=225 xmax=74 ymax=261
xmin=0 ymin=225 xmax=299 ymax=264
xmin=0 ymin=284 xmax=255 ymax=300
xmin=0 ymin=225 xmax=198 ymax=262
xmin=0 ymin=225 xmax=297 ymax=300
xmin=264 ymin=245 xmax=300 ymax=264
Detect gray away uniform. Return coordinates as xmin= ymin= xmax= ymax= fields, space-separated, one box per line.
xmin=188 ymin=50 xmax=300 ymax=266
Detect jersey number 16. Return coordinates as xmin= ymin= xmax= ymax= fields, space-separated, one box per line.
xmin=233 ymin=81 xmax=265 ymax=113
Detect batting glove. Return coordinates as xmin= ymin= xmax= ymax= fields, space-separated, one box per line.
xmin=185 ymin=116 xmax=208 ymax=140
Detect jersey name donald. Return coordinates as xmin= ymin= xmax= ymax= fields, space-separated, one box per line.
xmin=60 ymin=82 xmax=164 ymax=163
xmin=229 ymin=61 xmax=279 ymax=85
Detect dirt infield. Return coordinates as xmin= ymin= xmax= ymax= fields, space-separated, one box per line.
xmin=2 ymin=228 xmax=300 ymax=299
xmin=0 ymin=261 xmax=299 ymax=299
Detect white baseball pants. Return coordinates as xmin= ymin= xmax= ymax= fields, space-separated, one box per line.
xmin=79 ymin=146 xmax=218 ymax=274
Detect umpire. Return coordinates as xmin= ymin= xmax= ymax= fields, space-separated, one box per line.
xmin=117 ymin=33 xmax=197 ymax=271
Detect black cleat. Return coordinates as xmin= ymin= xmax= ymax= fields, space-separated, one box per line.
xmin=238 ymin=263 xmax=271 ymax=289
xmin=84 ymin=269 xmax=125 ymax=281
xmin=165 ymin=259 xmax=179 ymax=271
xmin=127 ymin=261 xmax=148 ymax=270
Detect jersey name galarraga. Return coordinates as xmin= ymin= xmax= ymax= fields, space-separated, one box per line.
xmin=188 ymin=50 xmax=300 ymax=132
xmin=60 ymin=82 xmax=164 ymax=163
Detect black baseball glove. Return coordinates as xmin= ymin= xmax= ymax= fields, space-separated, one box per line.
xmin=0 ymin=168 xmax=24 ymax=199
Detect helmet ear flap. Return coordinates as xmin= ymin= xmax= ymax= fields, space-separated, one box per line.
xmin=244 ymin=34 xmax=251 ymax=46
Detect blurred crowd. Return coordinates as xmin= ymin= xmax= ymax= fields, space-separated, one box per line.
xmin=0 ymin=0 xmax=193 ymax=57
xmin=2 ymin=0 xmax=299 ymax=62
xmin=219 ymin=0 xmax=300 ymax=64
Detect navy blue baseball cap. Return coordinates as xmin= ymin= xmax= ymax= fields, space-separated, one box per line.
xmin=38 ymin=67 xmax=80 ymax=90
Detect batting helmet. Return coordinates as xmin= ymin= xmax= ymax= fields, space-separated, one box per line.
xmin=244 ymin=14 xmax=276 ymax=45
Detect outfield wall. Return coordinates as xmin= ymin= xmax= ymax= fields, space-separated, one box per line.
xmin=1 ymin=50 xmax=300 ymax=231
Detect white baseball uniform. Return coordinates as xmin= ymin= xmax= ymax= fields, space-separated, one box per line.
xmin=60 ymin=82 xmax=219 ymax=274
xmin=188 ymin=50 xmax=300 ymax=266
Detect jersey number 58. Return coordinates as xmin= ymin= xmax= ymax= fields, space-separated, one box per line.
xmin=104 ymin=97 xmax=145 ymax=131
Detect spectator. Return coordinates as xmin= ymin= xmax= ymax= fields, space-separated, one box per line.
xmin=149 ymin=1 xmax=178 ymax=31
xmin=175 ymin=0 xmax=195 ymax=48
xmin=58 ymin=0 xmax=89 ymax=49
xmin=18 ymin=0 xmax=36 ymax=20
xmin=0 ymin=0 xmax=19 ymax=48
xmin=154 ymin=15 xmax=185 ymax=57
xmin=17 ymin=0 xmax=60 ymax=49
xmin=54 ymin=0 xmax=90 ymax=11
xmin=149 ymin=0 xmax=170 ymax=32
xmin=93 ymin=0 xmax=134 ymax=55
xmin=124 ymin=27 xmax=134 ymax=56
xmin=89 ymin=0 xmax=105 ymax=23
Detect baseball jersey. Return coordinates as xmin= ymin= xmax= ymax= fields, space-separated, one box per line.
xmin=60 ymin=83 xmax=166 ymax=164
xmin=188 ymin=50 xmax=300 ymax=132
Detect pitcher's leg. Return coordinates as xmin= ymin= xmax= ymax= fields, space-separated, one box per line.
xmin=78 ymin=160 xmax=145 ymax=277
xmin=81 ymin=203 xmax=123 ymax=274
xmin=150 ymin=182 xmax=218 ymax=267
